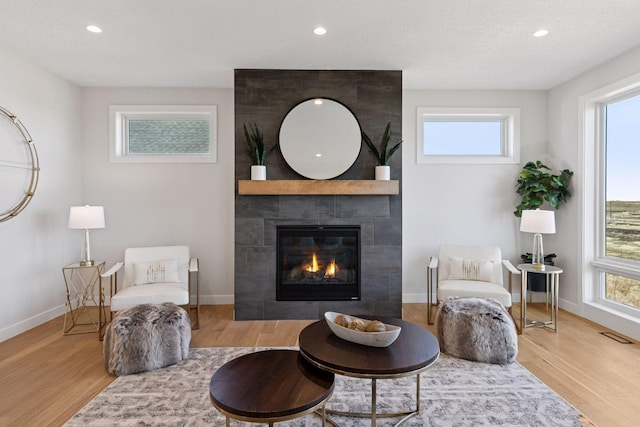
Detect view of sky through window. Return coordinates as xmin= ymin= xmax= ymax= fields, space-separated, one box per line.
xmin=606 ymin=94 xmax=640 ymax=201
xmin=422 ymin=121 xmax=502 ymax=155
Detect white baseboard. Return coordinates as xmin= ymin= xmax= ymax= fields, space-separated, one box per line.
xmin=403 ymin=293 xmax=427 ymax=303
xmin=0 ymin=304 xmax=67 ymax=343
xmin=1 ymin=295 xmax=236 ymax=343
xmin=558 ymin=297 xmax=578 ymax=313
xmin=582 ymin=301 xmax=640 ymax=342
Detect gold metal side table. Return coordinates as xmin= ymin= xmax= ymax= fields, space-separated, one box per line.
xmin=517 ymin=263 xmax=563 ymax=332
xmin=62 ymin=261 xmax=106 ymax=338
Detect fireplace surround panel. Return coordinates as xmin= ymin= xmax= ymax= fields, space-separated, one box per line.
xmin=234 ymin=69 xmax=402 ymax=320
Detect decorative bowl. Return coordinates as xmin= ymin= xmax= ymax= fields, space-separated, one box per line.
xmin=324 ymin=311 xmax=401 ymax=347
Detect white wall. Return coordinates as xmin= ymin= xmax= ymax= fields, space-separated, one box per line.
xmin=402 ymin=90 xmax=548 ymax=302
xmin=0 ymin=48 xmax=82 ymax=341
xmin=81 ymin=88 xmax=235 ymax=304
xmin=548 ymin=45 xmax=640 ymax=338
xmin=5 ymin=49 xmax=640 ymax=341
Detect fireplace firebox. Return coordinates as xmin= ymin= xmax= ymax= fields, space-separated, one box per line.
xmin=276 ymin=225 xmax=360 ymax=301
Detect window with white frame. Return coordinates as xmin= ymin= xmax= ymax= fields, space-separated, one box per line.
xmin=591 ymin=89 xmax=640 ymax=315
xmin=110 ymin=105 xmax=217 ymax=163
xmin=416 ymin=107 xmax=520 ymax=164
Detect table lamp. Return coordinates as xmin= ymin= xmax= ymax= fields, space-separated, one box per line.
xmin=520 ymin=208 xmax=555 ymax=271
xmin=69 ymin=205 xmax=105 ymax=266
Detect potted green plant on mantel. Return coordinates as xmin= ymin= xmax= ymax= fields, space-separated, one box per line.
xmin=243 ymin=123 xmax=271 ymax=180
xmin=361 ymin=122 xmax=403 ymax=180
xmin=515 ymin=160 xmax=573 ymax=292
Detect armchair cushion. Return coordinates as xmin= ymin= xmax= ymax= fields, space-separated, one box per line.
xmin=448 ymin=257 xmax=495 ymax=282
xmin=110 ymin=283 xmax=189 ymax=312
xmin=122 ymin=246 xmax=190 ymax=289
xmin=438 ymin=279 xmax=512 ymax=307
xmin=132 ymin=258 xmax=179 ymax=285
xmin=438 ymin=246 xmax=503 ymax=285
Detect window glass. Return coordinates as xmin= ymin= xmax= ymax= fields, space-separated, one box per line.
xmin=109 ymin=105 xmax=217 ymax=163
xmin=128 ymin=120 xmax=210 ymax=155
xmin=416 ymin=107 xmax=519 ymax=164
xmin=604 ymin=94 xmax=640 ymax=262
xmin=422 ymin=121 xmax=502 ymax=155
xmin=594 ymin=91 xmax=640 ymax=315
xmin=582 ymin=75 xmax=640 ymax=328
xmin=605 ymin=273 xmax=640 ymax=310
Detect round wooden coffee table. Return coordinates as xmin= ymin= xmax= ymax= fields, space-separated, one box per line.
xmin=299 ymin=318 xmax=439 ymax=426
xmin=209 ymin=349 xmax=334 ymax=426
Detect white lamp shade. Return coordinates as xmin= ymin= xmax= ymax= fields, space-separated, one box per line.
xmin=68 ymin=205 xmax=105 ymax=229
xmin=520 ymin=209 xmax=555 ymax=234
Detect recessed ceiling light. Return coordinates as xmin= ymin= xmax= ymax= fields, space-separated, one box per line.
xmin=313 ymin=26 xmax=327 ymax=36
xmin=533 ymin=29 xmax=549 ymax=38
xmin=314 ymin=99 xmax=323 ymax=105
xmin=86 ymin=25 xmax=103 ymax=33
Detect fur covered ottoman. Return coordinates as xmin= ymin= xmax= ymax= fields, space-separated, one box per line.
xmin=436 ymin=297 xmax=517 ymax=364
xmin=103 ymin=302 xmax=191 ymax=376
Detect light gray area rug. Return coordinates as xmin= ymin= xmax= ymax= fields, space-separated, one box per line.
xmin=66 ymin=347 xmax=584 ymax=426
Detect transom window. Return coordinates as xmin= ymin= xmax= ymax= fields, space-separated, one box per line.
xmin=416 ymin=107 xmax=520 ymax=164
xmin=110 ymin=105 xmax=217 ymax=163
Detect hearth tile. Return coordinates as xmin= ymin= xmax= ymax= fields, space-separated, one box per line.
xmin=264 ymin=301 xmax=319 ymax=320
xmin=372 ymin=301 xmax=403 ymax=318
xmin=336 ymin=196 xmax=389 ymax=218
xmin=361 ymin=245 xmax=401 ymax=270
xmin=234 ymin=301 xmax=265 ymax=321
xmin=279 ymin=196 xmax=335 ymax=219
xmin=235 ymin=218 xmax=264 ymax=245
xmin=373 ymin=217 xmax=402 ymax=245
xmin=319 ymin=300 xmax=374 ymax=318
xmin=235 ymin=195 xmax=279 ymax=218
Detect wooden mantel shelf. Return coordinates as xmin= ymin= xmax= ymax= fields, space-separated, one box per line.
xmin=237 ymin=180 xmax=399 ymax=195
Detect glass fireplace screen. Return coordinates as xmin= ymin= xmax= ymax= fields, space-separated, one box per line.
xmin=276 ymin=225 xmax=361 ymax=301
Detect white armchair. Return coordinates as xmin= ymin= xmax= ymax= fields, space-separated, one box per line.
xmin=101 ymin=245 xmax=200 ymax=333
xmin=427 ymin=245 xmax=519 ymax=325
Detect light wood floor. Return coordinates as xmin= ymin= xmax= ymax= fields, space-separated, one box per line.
xmin=0 ymin=304 xmax=638 ymax=427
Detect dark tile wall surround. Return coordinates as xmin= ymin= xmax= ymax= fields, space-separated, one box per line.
xmin=234 ymin=69 xmax=402 ymax=320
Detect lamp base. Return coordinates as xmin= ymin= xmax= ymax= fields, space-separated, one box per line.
xmin=532 ymin=262 xmax=545 ymax=271
xmin=79 ymin=260 xmax=95 ymax=267
xmin=531 ymin=233 xmax=545 ymax=272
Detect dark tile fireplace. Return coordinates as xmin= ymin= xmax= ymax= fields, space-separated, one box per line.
xmin=234 ymin=69 xmax=402 ymax=320
xmin=276 ymin=225 xmax=361 ymax=301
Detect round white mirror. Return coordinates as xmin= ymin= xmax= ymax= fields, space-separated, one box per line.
xmin=279 ymin=98 xmax=361 ymax=180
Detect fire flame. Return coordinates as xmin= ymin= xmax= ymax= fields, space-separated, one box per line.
xmin=325 ymin=259 xmax=338 ymax=278
xmin=303 ymin=253 xmax=339 ymax=278
xmin=305 ymin=253 xmax=320 ymax=273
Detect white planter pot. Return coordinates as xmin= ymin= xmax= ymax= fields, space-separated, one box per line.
xmin=251 ymin=165 xmax=266 ymax=181
xmin=375 ymin=165 xmax=390 ymax=181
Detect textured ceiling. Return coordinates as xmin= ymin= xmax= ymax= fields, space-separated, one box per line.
xmin=1 ymin=0 xmax=640 ymax=89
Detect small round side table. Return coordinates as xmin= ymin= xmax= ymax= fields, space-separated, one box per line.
xmin=209 ymin=349 xmax=334 ymax=426
xmin=517 ymin=263 xmax=563 ymax=332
